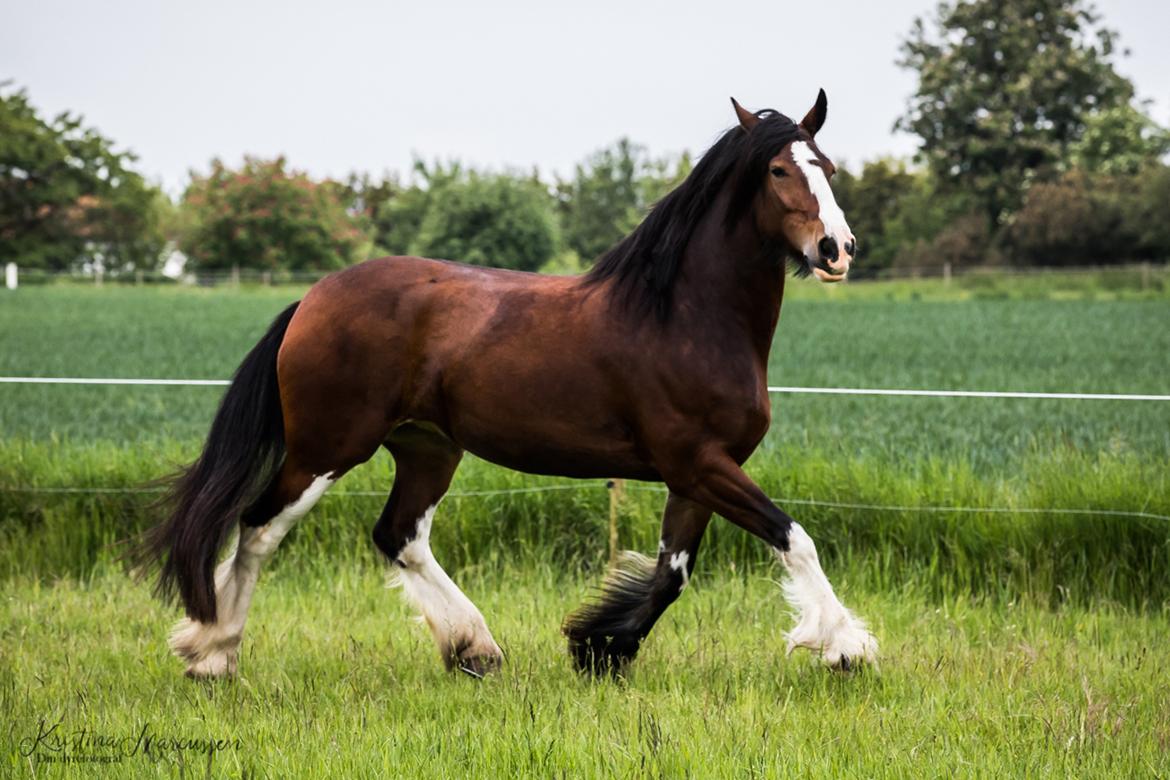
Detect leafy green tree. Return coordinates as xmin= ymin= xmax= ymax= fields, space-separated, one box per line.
xmin=558 ymin=139 xmax=641 ymax=262
xmin=557 ymin=139 xmax=690 ymax=262
xmin=833 ymin=159 xmax=921 ymax=269
xmin=832 ymin=159 xmax=977 ymax=270
xmin=333 ymin=171 xmax=400 ymax=223
xmin=178 ymin=156 xmax=366 ymax=271
xmin=409 ymin=172 xmax=558 ymax=272
xmin=0 ymin=83 xmax=164 ymax=270
xmin=896 ymin=0 xmax=1135 ymax=225
xmin=1069 ymin=104 xmax=1170 ymax=175
xmin=371 ymin=160 xmax=463 ymax=256
xmin=629 ymin=151 xmax=692 ymax=231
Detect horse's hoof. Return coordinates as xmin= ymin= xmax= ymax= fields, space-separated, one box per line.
xmin=183 ymin=651 xmax=237 ymax=679
xmin=457 ymin=652 xmax=502 ymax=679
xmin=566 ymin=635 xmax=639 ymax=678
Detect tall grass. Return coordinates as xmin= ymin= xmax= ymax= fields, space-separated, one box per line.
xmin=1 ymin=279 xmax=1167 ymax=608
xmin=2 ymin=439 xmax=1166 ymax=608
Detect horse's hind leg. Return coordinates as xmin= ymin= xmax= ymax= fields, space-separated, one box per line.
xmin=373 ymin=424 xmax=502 ymax=676
xmin=170 ymin=459 xmax=335 ymax=678
xmin=563 ymin=492 xmax=711 ymax=675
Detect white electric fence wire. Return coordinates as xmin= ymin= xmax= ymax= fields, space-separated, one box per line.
xmin=4 ymin=482 xmax=1167 ymax=523
xmin=3 ymin=378 xmax=1166 ymax=520
xmin=2 ymin=376 xmax=1169 ymax=401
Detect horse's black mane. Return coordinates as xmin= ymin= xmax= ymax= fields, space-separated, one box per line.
xmin=584 ymin=109 xmax=804 ymax=321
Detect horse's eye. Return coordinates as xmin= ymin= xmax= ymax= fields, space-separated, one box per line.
xmin=770 ymin=167 xmax=787 ymax=179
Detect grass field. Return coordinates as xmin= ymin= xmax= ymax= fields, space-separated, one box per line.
xmin=2 ymin=273 xmax=1169 ymax=776
xmin=4 ymin=567 xmax=1169 ymax=778
xmin=2 ymin=281 xmax=1169 ymax=465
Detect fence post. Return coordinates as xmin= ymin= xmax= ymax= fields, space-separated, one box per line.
xmin=261 ymin=271 xmax=272 ymax=286
xmin=943 ymin=261 xmax=952 ymax=286
xmin=4 ymin=263 xmax=16 ymax=290
xmin=607 ymin=479 xmax=625 ymax=564
xmin=231 ymin=264 xmax=240 ymax=287
xmin=1142 ymin=262 xmax=1151 ymax=291
xmin=135 ymin=269 xmax=144 ymax=287
xmin=95 ymin=268 xmax=103 ymax=288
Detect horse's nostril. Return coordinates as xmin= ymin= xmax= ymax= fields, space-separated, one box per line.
xmin=844 ymin=238 xmax=856 ymax=257
xmin=817 ymin=236 xmax=838 ymax=260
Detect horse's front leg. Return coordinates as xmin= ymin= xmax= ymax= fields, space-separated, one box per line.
xmin=669 ymin=453 xmax=877 ymax=670
xmin=562 ymin=492 xmax=711 ymax=676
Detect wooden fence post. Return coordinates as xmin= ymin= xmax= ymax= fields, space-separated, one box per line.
xmin=607 ymin=479 xmax=625 ymax=564
xmin=943 ymin=261 xmax=952 ymax=286
xmin=4 ymin=263 xmax=16 ymax=290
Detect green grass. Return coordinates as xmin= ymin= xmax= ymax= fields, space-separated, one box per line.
xmin=1 ymin=278 xmax=1168 ymax=607
xmin=2 ymin=440 xmax=1167 ymax=607
xmin=3 ymin=567 xmax=1168 ymax=778
xmin=1 ymin=282 xmax=1168 ymax=465
xmin=2 ymin=273 xmax=1169 ymax=776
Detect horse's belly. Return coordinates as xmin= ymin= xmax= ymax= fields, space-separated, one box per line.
xmin=461 ymin=436 xmax=660 ymax=481
xmin=447 ymin=398 xmax=658 ymax=480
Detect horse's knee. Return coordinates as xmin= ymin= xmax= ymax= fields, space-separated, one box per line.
xmin=371 ymin=517 xmax=408 ymax=562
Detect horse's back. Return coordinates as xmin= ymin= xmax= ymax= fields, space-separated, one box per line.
xmin=275 ymin=256 xmax=623 ymax=466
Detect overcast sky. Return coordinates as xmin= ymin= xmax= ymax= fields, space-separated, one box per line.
xmin=3 ymin=0 xmax=1168 ymax=195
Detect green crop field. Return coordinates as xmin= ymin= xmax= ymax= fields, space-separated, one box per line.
xmin=2 ymin=273 xmax=1169 ymax=777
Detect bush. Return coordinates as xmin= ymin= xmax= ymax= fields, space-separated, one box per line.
xmin=894 ymin=212 xmax=996 ymax=270
xmin=409 ymin=173 xmax=559 ymax=272
xmin=1003 ymin=171 xmax=1126 ymax=266
xmin=1121 ymin=163 xmax=1170 ymax=261
xmin=178 ymin=157 xmax=367 ymax=272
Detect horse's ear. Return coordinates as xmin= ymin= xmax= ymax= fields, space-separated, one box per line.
xmin=730 ymin=97 xmax=759 ymax=132
xmin=800 ymin=89 xmax=828 ymax=137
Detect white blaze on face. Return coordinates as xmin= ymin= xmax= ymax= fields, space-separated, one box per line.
xmin=790 ymin=140 xmax=852 ymax=259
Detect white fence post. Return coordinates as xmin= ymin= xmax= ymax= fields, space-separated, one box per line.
xmin=4 ymin=263 xmax=16 ymax=290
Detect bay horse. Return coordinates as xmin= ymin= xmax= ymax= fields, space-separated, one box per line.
xmin=139 ymin=91 xmax=877 ymax=679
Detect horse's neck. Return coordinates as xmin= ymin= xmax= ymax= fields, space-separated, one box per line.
xmin=671 ymin=203 xmax=786 ymax=365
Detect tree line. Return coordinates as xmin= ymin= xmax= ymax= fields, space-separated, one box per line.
xmin=2 ymin=0 xmax=1167 ymax=277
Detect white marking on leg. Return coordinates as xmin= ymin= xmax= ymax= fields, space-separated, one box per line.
xmin=776 ymin=522 xmax=877 ymax=668
xmin=669 ymin=550 xmax=690 ymax=593
xmin=393 ymin=504 xmax=501 ymax=669
xmin=172 ymin=473 xmax=334 ymax=677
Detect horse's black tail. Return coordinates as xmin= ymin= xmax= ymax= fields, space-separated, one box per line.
xmin=134 ymin=301 xmax=300 ymax=623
